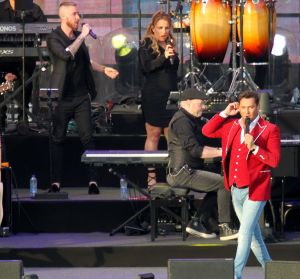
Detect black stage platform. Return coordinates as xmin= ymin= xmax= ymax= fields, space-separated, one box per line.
xmin=3 ymin=134 xmax=167 ymax=189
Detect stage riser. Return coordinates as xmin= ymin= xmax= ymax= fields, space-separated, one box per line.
xmin=11 ymin=199 xmax=300 ymax=233
xmin=4 ymin=134 xmax=167 ymax=189
xmin=0 ymin=245 xmax=300 ymax=268
xmin=12 ymin=200 xmax=149 ymax=233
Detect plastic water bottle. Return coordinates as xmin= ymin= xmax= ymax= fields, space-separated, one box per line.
xmin=120 ymin=176 xmax=129 ymax=200
xmin=30 ymin=174 xmax=37 ymax=198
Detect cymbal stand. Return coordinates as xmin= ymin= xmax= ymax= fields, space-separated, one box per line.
xmin=207 ymin=0 xmax=258 ymax=99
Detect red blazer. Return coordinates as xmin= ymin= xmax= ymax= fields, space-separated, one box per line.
xmin=202 ymin=114 xmax=281 ymax=201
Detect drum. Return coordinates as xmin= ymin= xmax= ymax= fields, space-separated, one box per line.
xmin=190 ymin=0 xmax=231 ymax=63
xmin=238 ymin=0 xmax=276 ymax=63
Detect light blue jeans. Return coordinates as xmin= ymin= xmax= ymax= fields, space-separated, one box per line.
xmin=231 ymin=187 xmax=271 ymax=279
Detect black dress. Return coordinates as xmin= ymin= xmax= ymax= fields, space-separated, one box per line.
xmin=139 ymin=38 xmax=179 ymax=127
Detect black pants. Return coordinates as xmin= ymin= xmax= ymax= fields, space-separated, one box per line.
xmin=51 ymin=94 xmax=97 ymax=184
xmin=167 ymin=166 xmax=231 ymax=223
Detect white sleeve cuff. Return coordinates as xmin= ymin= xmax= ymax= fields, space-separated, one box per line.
xmin=252 ymin=145 xmax=259 ymax=155
xmin=220 ymin=111 xmax=229 ymax=118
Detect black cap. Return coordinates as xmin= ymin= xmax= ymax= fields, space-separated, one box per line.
xmin=180 ymin=88 xmax=209 ymax=101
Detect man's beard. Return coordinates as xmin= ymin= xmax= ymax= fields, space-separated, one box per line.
xmin=66 ymin=19 xmax=79 ymax=31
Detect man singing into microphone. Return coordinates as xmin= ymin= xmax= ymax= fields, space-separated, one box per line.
xmin=203 ymin=91 xmax=281 ymax=279
xmin=46 ymin=1 xmax=118 ymax=194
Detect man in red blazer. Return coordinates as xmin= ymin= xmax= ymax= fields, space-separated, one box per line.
xmin=203 ymin=91 xmax=280 ymax=279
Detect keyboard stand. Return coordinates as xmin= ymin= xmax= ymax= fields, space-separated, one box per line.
xmin=108 ymin=167 xmax=151 ymax=236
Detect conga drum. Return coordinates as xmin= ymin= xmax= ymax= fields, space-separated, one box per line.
xmin=190 ymin=0 xmax=231 ymax=63
xmin=238 ymin=0 xmax=276 ymax=63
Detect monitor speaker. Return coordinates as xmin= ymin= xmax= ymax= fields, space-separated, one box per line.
xmin=168 ymin=258 xmax=234 ymax=279
xmin=0 ymin=260 xmax=24 ymax=279
xmin=265 ymin=260 xmax=300 ymax=279
xmin=136 ymin=273 xmax=155 ymax=279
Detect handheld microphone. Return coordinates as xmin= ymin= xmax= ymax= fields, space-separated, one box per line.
xmin=81 ymin=23 xmax=97 ymax=39
xmin=165 ymin=37 xmax=174 ymax=65
xmin=245 ymin=117 xmax=251 ymax=134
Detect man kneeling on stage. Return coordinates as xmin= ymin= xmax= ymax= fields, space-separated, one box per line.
xmin=167 ymin=88 xmax=238 ymax=240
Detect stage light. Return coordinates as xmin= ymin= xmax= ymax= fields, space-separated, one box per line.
xmin=111 ymin=34 xmax=141 ymax=103
xmin=112 ymin=34 xmax=133 ymax=57
xmin=271 ymin=34 xmax=287 ymax=56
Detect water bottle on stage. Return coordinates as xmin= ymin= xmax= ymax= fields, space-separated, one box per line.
xmin=120 ymin=176 xmax=129 ymax=200
xmin=29 ymin=174 xmax=37 ymax=198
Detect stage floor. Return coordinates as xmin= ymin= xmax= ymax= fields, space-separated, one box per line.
xmin=0 ymin=231 xmax=300 ymax=269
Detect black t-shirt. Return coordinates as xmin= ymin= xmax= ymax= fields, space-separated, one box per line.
xmin=62 ymin=38 xmax=89 ymax=98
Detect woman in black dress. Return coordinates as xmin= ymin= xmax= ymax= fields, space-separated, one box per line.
xmin=139 ymin=11 xmax=179 ymax=188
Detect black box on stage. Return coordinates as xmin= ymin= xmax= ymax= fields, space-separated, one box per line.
xmin=136 ymin=273 xmax=154 ymax=279
xmin=168 ymin=258 xmax=234 ymax=279
xmin=1 ymin=167 xmax=12 ymax=236
xmin=0 ymin=260 xmax=23 ymax=279
xmin=265 ymin=261 xmax=300 ymax=279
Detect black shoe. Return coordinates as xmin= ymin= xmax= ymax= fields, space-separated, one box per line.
xmin=219 ymin=223 xmax=239 ymax=241
xmin=186 ymin=218 xmax=217 ymax=239
xmin=48 ymin=183 xmax=60 ymax=193
xmin=88 ymin=182 xmax=100 ymax=195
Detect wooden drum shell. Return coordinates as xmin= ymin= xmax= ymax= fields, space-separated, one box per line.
xmin=238 ymin=0 xmax=276 ymax=63
xmin=190 ymin=0 xmax=231 ymax=63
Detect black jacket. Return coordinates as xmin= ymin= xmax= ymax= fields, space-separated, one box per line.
xmin=46 ymin=27 xmax=97 ymax=100
xmin=168 ymin=108 xmax=206 ymax=170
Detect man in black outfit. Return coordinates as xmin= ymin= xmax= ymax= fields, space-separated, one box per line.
xmin=46 ymin=1 xmax=118 ymax=194
xmin=167 ymin=88 xmax=238 ymax=240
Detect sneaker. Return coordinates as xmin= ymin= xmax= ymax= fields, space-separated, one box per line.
xmin=186 ymin=218 xmax=217 ymax=239
xmin=48 ymin=183 xmax=60 ymax=193
xmin=219 ymin=223 xmax=239 ymax=241
xmin=88 ymin=182 xmax=100 ymax=195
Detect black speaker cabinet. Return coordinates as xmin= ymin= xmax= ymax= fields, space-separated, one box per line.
xmin=265 ymin=260 xmax=300 ymax=279
xmin=0 ymin=260 xmax=23 ymax=279
xmin=1 ymin=167 xmax=12 ymax=235
xmin=136 ymin=273 xmax=155 ymax=279
xmin=168 ymin=258 xmax=234 ymax=279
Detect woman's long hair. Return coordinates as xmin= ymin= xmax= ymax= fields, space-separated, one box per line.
xmin=142 ymin=11 xmax=175 ymax=56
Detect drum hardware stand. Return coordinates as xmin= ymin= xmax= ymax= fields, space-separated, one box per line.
xmin=207 ymin=0 xmax=258 ymax=99
xmin=179 ymin=39 xmax=212 ymax=91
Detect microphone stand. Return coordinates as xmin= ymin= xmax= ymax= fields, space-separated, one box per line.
xmin=137 ymin=0 xmax=141 ymax=45
xmin=176 ymin=0 xmax=184 ymax=80
xmin=266 ymin=0 xmax=276 ymax=89
xmin=17 ymin=10 xmax=29 ymax=131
